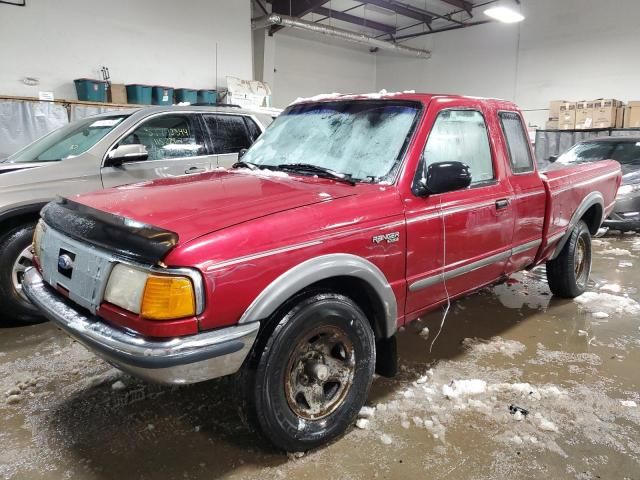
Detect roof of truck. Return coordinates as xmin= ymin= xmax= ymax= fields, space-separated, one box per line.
xmin=289 ymin=91 xmax=518 ymax=109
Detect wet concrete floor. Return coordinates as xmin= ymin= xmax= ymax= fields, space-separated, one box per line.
xmin=1 ymin=233 xmax=639 ymax=479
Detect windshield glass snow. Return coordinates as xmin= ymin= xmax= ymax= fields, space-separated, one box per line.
xmin=241 ymin=100 xmax=421 ymax=183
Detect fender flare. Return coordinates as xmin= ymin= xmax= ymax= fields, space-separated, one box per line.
xmin=238 ymin=253 xmax=398 ymax=338
xmin=551 ymin=191 xmax=604 ymax=259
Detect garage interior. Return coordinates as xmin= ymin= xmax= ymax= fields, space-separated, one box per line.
xmin=1 ymin=0 xmax=640 ymax=479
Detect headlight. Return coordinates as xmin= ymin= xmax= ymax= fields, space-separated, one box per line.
xmin=104 ymin=264 xmax=197 ymax=320
xmin=618 ymin=184 xmax=640 ymax=196
xmin=33 ymin=220 xmax=46 ymax=259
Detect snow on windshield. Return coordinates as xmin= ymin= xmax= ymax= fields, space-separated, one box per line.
xmin=242 ymin=101 xmax=420 ymax=182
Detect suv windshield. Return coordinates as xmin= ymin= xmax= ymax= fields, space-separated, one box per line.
xmin=557 ymin=139 xmax=640 ymax=173
xmin=6 ymin=115 xmax=129 ymax=163
xmin=241 ymin=100 xmax=421 ymax=183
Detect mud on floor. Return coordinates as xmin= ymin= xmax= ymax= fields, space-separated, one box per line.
xmin=1 ymin=233 xmax=639 ymax=480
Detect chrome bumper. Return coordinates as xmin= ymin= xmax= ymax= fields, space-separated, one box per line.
xmin=23 ymin=268 xmax=259 ymax=385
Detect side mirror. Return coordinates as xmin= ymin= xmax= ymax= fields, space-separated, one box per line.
xmin=415 ymin=161 xmax=472 ymax=196
xmin=105 ymin=144 xmax=148 ymax=167
xmin=548 ymin=155 xmax=558 ymax=163
xmin=238 ymin=148 xmax=248 ymax=159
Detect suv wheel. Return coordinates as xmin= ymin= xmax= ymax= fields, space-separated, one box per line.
xmin=0 ymin=223 xmax=43 ymax=324
xmin=546 ymin=220 xmax=592 ymax=298
xmin=238 ymin=292 xmax=376 ymax=451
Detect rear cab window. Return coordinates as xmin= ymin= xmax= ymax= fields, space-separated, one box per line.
xmin=499 ymin=111 xmax=534 ymax=174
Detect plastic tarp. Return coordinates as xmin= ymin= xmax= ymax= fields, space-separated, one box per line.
xmin=0 ymin=100 xmax=68 ymax=158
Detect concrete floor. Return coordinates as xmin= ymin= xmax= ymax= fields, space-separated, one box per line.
xmin=1 ymin=233 xmax=639 ymax=480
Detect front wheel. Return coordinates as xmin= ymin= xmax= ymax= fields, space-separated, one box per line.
xmin=546 ymin=220 xmax=592 ymax=298
xmin=0 ymin=223 xmax=43 ymax=324
xmin=239 ymin=292 xmax=376 ymax=451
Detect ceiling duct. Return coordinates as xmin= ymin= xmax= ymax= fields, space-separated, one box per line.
xmin=252 ymin=13 xmax=431 ymax=59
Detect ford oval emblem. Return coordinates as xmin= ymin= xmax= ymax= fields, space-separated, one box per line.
xmin=58 ymin=254 xmax=74 ymax=270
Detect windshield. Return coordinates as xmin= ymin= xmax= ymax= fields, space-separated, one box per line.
xmin=241 ymin=100 xmax=422 ymax=183
xmin=557 ymin=140 xmax=640 ymax=167
xmin=7 ymin=115 xmax=129 ymax=163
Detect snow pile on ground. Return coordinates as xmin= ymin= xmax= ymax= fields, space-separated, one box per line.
xmin=574 ymin=291 xmax=640 ymax=315
xmin=462 ymin=336 xmax=526 ymax=358
xmin=600 ymin=283 xmax=622 ymax=293
xmin=601 ymin=247 xmax=636 ymax=257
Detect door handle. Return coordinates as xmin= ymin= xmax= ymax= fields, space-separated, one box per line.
xmin=495 ymin=199 xmax=509 ymax=210
xmin=185 ymin=166 xmax=206 ymax=174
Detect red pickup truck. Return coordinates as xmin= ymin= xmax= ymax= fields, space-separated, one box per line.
xmin=24 ymin=93 xmax=621 ymax=451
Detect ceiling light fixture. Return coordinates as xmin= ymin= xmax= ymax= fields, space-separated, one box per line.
xmin=484 ymin=4 xmax=525 ymax=23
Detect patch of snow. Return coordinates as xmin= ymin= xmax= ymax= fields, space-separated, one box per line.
xmin=600 ymin=283 xmax=622 ymax=293
xmin=355 ymin=418 xmax=370 ymax=429
xmin=379 ymin=433 xmax=393 ymax=445
xmin=574 ymin=291 xmax=640 ymax=315
xmin=442 ymin=379 xmax=487 ymax=399
xmin=419 ymin=327 xmax=430 ymax=339
xmin=535 ymin=414 xmax=559 ymax=432
xmin=462 ymin=336 xmax=526 ymax=358
xmin=602 ymin=247 xmax=635 ymax=257
xmin=227 ymin=167 xmax=290 ymax=179
xmin=620 ymin=400 xmax=637 ymax=407
xmin=111 ymin=380 xmax=126 ymax=391
xmin=358 ymin=406 xmax=375 ymax=419
xmin=592 ymin=311 xmax=610 ymax=319
xmin=291 ymin=89 xmax=417 ymax=105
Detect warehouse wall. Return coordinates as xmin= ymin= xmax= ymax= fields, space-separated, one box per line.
xmin=375 ymin=0 xmax=640 ymax=128
xmin=264 ymin=30 xmax=377 ymax=108
xmin=0 ymin=0 xmax=253 ymax=100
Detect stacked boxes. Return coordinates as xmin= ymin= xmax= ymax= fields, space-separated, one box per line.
xmin=574 ymin=101 xmax=593 ymax=129
xmin=547 ymin=98 xmax=630 ymax=130
xmin=624 ymin=101 xmax=640 ymax=128
xmin=592 ymin=99 xmax=624 ymax=128
xmin=558 ymin=102 xmax=576 ymax=130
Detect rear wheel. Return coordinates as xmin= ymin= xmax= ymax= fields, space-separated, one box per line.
xmin=0 ymin=223 xmax=43 ymax=324
xmin=546 ymin=220 xmax=592 ymax=298
xmin=238 ymin=292 xmax=375 ymax=451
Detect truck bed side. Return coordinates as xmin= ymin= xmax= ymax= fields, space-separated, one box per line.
xmin=535 ymin=160 xmax=621 ymax=264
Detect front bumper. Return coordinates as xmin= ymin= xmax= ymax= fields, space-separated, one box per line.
xmin=603 ymin=195 xmax=640 ymax=231
xmin=23 ymin=267 xmax=259 ymax=385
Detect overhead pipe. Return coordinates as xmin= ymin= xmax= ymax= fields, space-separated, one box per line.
xmin=252 ymin=13 xmax=431 ymax=59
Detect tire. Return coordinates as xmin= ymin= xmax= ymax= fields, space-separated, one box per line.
xmin=546 ymin=220 xmax=592 ymax=298
xmin=238 ymin=292 xmax=376 ymax=452
xmin=0 ymin=223 xmax=43 ymax=324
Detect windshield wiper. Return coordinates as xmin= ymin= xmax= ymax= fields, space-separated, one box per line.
xmin=277 ymin=163 xmax=356 ymax=186
xmin=231 ymin=160 xmax=258 ymax=170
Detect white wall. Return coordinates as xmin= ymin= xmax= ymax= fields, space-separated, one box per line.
xmin=265 ymin=29 xmax=377 ymax=108
xmin=375 ymin=0 xmax=640 ymax=128
xmin=0 ymin=0 xmax=253 ymax=99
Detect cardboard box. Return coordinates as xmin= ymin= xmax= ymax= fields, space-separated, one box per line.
xmin=108 ymin=84 xmax=127 ymax=104
xmin=616 ymin=106 xmax=625 ymax=128
xmin=592 ymin=98 xmax=623 ymax=129
xmin=558 ymin=102 xmax=576 ymax=130
xmin=624 ymin=101 xmax=640 ymax=128
xmin=545 ymin=120 xmax=559 ymax=130
xmin=548 ymin=100 xmax=568 ymax=121
xmin=575 ymin=101 xmax=594 ymax=129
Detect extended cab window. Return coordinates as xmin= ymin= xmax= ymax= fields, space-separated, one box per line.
xmin=499 ymin=111 xmax=534 ymax=174
xmin=119 ymin=115 xmax=205 ymax=160
xmin=203 ymin=114 xmax=253 ymax=154
xmin=420 ymin=110 xmax=494 ymax=185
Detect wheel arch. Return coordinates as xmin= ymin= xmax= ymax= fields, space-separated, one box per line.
xmin=239 ymin=254 xmax=398 ymax=339
xmin=551 ymin=192 xmax=603 ymax=259
xmin=0 ymin=204 xmax=46 ymax=238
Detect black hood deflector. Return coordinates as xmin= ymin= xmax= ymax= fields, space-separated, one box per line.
xmin=41 ymin=198 xmax=179 ymax=265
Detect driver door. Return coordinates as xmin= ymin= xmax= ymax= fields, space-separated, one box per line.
xmin=101 ymin=113 xmax=213 ymax=188
xmin=404 ymin=99 xmax=515 ymax=315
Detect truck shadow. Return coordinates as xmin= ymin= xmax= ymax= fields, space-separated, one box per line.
xmin=45 ymin=274 xmax=569 ymax=479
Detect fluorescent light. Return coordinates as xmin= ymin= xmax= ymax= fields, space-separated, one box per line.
xmin=484 ymin=6 xmax=525 ymax=23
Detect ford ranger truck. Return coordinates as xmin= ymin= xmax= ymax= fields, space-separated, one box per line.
xmin=23 ymin=94 xmax=621 ymax=451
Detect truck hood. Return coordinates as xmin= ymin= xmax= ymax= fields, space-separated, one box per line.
xmin=74 ymin=170 xmax=358 ymax=245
